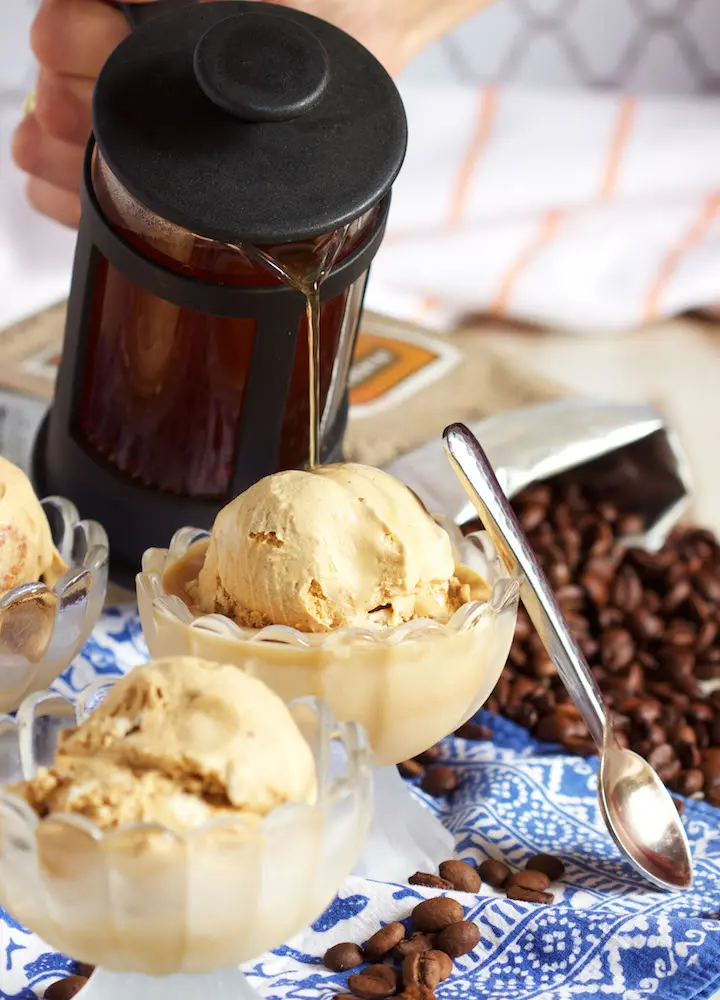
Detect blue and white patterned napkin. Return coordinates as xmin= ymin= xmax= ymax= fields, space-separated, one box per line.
xmin=2 ymin=606 xmax=720 ymax=1000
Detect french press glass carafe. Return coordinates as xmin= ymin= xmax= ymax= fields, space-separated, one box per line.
xmin=32 ymin=0 xmax=407 ymax=583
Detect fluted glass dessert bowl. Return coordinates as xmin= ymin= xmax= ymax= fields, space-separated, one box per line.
xmin=0 ymin=682 xmax=371 ymax=995
xmin=137 ymin=521 xmax=518 ymax=881
xmin=0 ymin=498 xmax=109 ymax=712
xmin=137 ymin=522 xmax=518 ymax=767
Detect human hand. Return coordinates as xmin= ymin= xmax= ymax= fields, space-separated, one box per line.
xmin=12 ymin=0 xmax=148 ymax=229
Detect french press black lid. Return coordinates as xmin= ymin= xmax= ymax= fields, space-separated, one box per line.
xmin=32 ymin=1 xmax=408 ymax=585
xmin=97 ymin=2 xmax=407 ymax=244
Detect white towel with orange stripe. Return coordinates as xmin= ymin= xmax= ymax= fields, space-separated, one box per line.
xmin=365 ymin=86 xmax=720 ymax=333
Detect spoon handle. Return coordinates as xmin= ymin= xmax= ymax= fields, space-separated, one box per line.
xmin=444 ymin=422 xmax=607 ymax=749
xmin=118 ymin=0 xmax=198 ymax=30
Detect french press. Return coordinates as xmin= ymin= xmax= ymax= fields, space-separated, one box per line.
xmin=32 ymin=0 xmax=407 ymax=583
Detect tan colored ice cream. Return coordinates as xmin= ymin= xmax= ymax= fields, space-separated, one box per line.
xmin=193 ymin=463 xmax=470 ymax=633
xmin=0 ymin=455 xmax=65 ymax=595
xmin=12 ymin=656 xmax=317 ymax=833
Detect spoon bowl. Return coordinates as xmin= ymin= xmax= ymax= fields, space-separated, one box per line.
xmin=599 ymin=737 xmax=692 ymax=891
xmin=443 ymin=421 xmax=693 ymax=892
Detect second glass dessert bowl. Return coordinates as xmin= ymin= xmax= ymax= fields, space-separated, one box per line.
xmin=0 ymin=497 xmax=109 ymax=711
xmin=0 ymin=682 xmax=370 ymax=1000
xmin=137 ymin=521 xmax=519 ymax=880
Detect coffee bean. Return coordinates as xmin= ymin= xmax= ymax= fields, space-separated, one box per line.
xmin=506 ymin=870 xmax=551 ymax=893
xmin=602 ymin=629 xmax=635 ymax=672
xmin=612 ymin=567 xmax=643 ymax=611
xmin=701 ymin=748 xmax=720 ymax=805
xmin=364 ymin=923 xmax=406 ymax=961
xmin=44 ymin=980 xmax=88 ymax=1000
xmin=421 ymin=765 xmax=458 ymax=797
xmin=648 ymin=744 xmax=677 ymax=770
xmin=402 ymin=950 xmax=452 ymax=989
xmin=415 ymin=746 xmax=442 ymax=765
xmin=657 ymin=759 xmax=682 ymax=785
xmin=412 ymin=897 xmax=464 ymax=933
xmin=426 ymin=951 xmax=453 ymax=982
xmin=478 ymin=859 xmax=510 ymax=888
xmin=526 ymin=853 xmax=565 ymax=881
xmin=536 ymin=711 xmax=585 ymax=744
xmin=520 ymin=503 xmax=547 ymax=532
xmin=438 ymin=860 xmax=482 ymax=893
xmin=394 ymin=934 xmax=436 ymax=959
xmin=677 ymin=768 xmax=704 ymax=796
xmin=396 ymin=986 xmax=436 ymax=1000
xmin=696 ymin=571 xmax=720 ymax=604
xmin=408 ymin=873 xmax=454 ymax=890
xmin=632 ymin=699 xmax=662 ymax=726
xmin=399 ymin=760 xmax=425 ymax=779
xmin=71 ymin=965 xmax=94 ymax=980
xmin=434 ymin=921 xmax=481 ymax=958
xmin=630 ymin=609 xmax=665 ymax=641
xmin=677 ymin=740 xmax=701 ymax=770
xmin=348 ymin=966 xmax=397 ymax=1000
xmin=506 ymin=886 xmax=554 ymax=905
xmin=324 ymin=943 xmax=364 ymax=972
xmin=454 ymin=722 xmax=493 ymax=741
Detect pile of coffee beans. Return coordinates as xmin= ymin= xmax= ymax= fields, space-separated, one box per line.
xmin=324 ymin=887 xmax=480 ymax=1000
xmin=413 ymin=853 xmax=564 ymax=906
xmin=460 ymin=477 xmax=720 ymax=804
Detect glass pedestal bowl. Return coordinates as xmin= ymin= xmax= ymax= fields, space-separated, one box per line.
xmin=0 ymin=497 xmax=109 ymax=711
xmin=0 ymin=682 xmax=371 ymax=1000
xmin=137 ymin=524 xmax=519 ymax=881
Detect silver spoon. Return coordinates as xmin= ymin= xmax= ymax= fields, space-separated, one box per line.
xmin=444 ymin=422 xmax=693 ymax=891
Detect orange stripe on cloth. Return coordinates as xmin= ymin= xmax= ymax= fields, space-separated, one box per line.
xmin=644 ymin=193 xmax=720 ymax=322
xmin=491 ymin=209 xmax=564 ymax=317
xmin=448 ymin=86 xmax=498 ymax=225
xmin=599 ymin=96 xmax=636 ymax=201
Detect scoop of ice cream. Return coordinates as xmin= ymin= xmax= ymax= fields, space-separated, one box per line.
xmin=0 ymin=456 xmax=65 ymax=595
xmin=194 ymin=463 xmax=461 ymax=633
xmin=12 ymin=656 xmax=317 ymax=832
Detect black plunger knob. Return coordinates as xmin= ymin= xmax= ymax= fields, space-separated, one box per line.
xmin=194 ymin=13 xmax=330 ymax=123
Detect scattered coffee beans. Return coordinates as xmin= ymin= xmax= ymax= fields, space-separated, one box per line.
xmin=412 ymin=897 xmax=464 ymax=933
xmin=461 ymin=478 xmax=720 ymax=802
xmin=478 ymin=859 xmax=511 ymax=888
xmin=323 ymin=867 xmax=486 ymax=1000
xmin=438 ymin=860 xmax=482 ymax=893
xmin=324 ymin=942 xmax=365 ymax=972
xmin=434 ymin=921 xmax=481 ymax=958
xmin=408 ymin=872 xmax=454 ymax=890
xmin=348 ymin=965 xmax=398 ymax=999
xmin=364 ymin=923 xmax=406 ymax=961
xmin=44 ymin=978 xmax=88 ymax=1000
xmin=525 ymin=854 xmax=565 ymax=881
xmin=421 ymin=765 xmax=458 ymax=797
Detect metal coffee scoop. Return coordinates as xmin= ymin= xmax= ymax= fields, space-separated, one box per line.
xmin=443 ymin=422 xmax=693 ymax=892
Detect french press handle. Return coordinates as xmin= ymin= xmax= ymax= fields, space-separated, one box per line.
xmin=118 ymin=0 xmax=198 ymax=30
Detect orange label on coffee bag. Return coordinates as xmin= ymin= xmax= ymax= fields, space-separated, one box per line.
xmin=349 ymin=324 xmax=460 ymax=417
